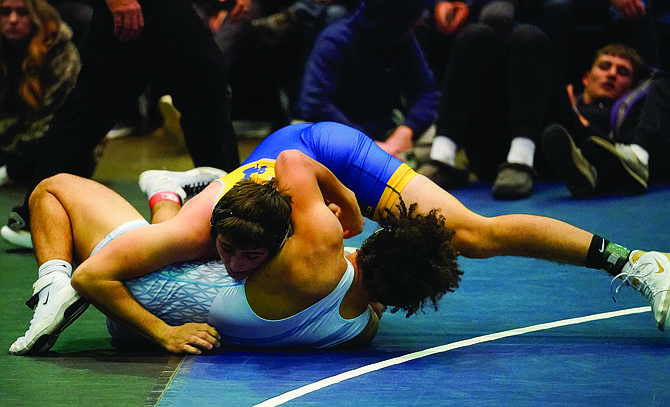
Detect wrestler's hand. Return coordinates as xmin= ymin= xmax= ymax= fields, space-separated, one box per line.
xmin=327 ymin=202 xmax=364 ymax=239
xmin=369 ymin=302 xmax=385 ymax=320
xmin=160 ymin=323 xmax=221 ymax=354
xmin=106 ymin=0 xmax=144 ymax=41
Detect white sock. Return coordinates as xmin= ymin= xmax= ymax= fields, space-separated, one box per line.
xmin=38 ymin=260 xmax=73 ymax=279
xmin=429 ymin=136 xmax=458 ymax=166
xmin=506 ymin=137 xmax=536 ymax=168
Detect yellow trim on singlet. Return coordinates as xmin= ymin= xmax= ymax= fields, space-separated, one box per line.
xmin=214 ymin=159 xmax=278 ymax=203
xmin=214 ymin=160 xmax=418 ymax=222
xmin=373 ymin=163 xmax=417 ymax=221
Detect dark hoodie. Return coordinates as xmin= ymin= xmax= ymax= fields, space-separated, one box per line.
xmin=292 ymin=0 xmax=439 ymax=141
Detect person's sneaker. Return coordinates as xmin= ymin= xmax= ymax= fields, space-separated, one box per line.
xmin=158 ymin=95 xmax=186 ymax=151
xmin=0 ymin=164 xmax=12 ymax=187
xmin=611 ymin=251 xmax=670 ymax=332
xmin=139 ymin=167 xmax=227 ymax=203
xmin=417 ymin=159 xmax=470 ymax=190
xmin=491 ymin=163 xmax=535 ymax=200
xmin=9 ymin=273 xmax=90 ymax=355
xmin=1 ymin=205 xmax=32 ymax=249
xmin=540 ymin=123 xmax=597 ymax=198
xmin=583 ymin=137 xmax=648 ymax=195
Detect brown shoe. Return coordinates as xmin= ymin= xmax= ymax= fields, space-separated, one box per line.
xmin=492 ymin=163 xmax=535 ymax=200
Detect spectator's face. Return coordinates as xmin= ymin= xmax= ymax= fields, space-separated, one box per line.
xmin=582 ymin=54 xmax=635 ymax=104
xmin=0 ymin=0 xmax=32 ymax=43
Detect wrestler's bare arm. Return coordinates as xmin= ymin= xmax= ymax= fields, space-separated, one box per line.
xmin=71 ymin=183 xmax=222 ymax=353
xmin=274 ymin=150 xmax=353 ymax=287
xmin=276 ymin=150 xmax=364 ymax=239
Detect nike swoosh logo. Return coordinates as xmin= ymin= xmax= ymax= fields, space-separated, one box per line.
xmin=656 ymin=259 xmax=665 ymax=274
xmin=599 ymin=240 xmax=605 ymax=253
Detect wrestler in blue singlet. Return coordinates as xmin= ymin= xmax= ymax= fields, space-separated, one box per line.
xmin=242 ymin=121 xmax=417 ymax=220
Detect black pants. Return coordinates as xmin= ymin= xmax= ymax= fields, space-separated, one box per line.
xmin=435 ymin=22 xmax=574 ymax=181
xmin=21 ymin=0 xmax=239 ymax=206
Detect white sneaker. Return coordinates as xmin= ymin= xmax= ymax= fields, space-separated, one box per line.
xmin=1 ymin=206 xmax=33 ymax=249
xmin=612 ymin=251 xmax=670 ymax=332
xmin=0 ymin=165 xmax=12 ymax=187
xmin=139 ymin=167 xmax=227 ymax=203
xmin=1 ymin=225 xmax=33 ymax=249
xmin=9 ymin=273 xmax=89 ymax=355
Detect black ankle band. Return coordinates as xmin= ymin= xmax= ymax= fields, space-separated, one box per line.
xmin=585 ymin=235 xmax=631 ymax=274
xmin=585 ymin=235 xmax=607 ymax=269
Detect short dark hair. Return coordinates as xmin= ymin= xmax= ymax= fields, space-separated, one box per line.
xmin=592 ymin=44 xmax=643 ymax=81
xmin=210 ymin=179 xmax=292 ymax=254
xmin=357 ymin=198 xmax=463 ymax=317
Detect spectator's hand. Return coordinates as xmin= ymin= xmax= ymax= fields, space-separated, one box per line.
xmin=434 ymin=1 xmax=469 ymax=35
xmin=376 ymin=125 xmax=413 ymax=160
xmin=159 ymin=323 xmax=221 ymax=354
xmin=106 ymin=0 xmax=144 ymax=41
xmin=609 ymin=0 xmax=646 ymax=20
xmin=229 ymin=0 xmax=251 ymax=24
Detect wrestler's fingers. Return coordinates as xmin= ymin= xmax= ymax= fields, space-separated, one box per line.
xmin=200 ymin=332 xmax=221 ymax=349
xmin=195 ymin=322 xmax=221 ymax=340
xmin=189 ymin=334 xmax=219 ymax=351
xmin=190 ymin=324 xmax=221 ymax=347
xmin=182 ymin=344 xmax=203 ymax=355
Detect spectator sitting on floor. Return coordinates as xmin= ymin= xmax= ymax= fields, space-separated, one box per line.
xmin=291 ymin=0 xmax=440 ymax=161
xmin=418 ymin=1 xmax=568 ymax=200
xmin=540 ymin=43 xmax=670 ymax=198
xmin=0 ymin=0 xmax=80 ymax=187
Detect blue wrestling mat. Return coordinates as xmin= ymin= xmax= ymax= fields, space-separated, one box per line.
xmin=155 ymin=182 xmax=670 ymax=407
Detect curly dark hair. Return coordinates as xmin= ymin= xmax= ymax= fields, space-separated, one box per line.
xmin=357 ymin=198 xmax=463 ymax=317
xmin=211 ymin=178 xmax=292 ymax=255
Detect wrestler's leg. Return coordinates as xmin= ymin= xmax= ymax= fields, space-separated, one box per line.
xmin=398 ymin=174 xmax=592 ymax=265
xmin=29 ymin=174 xmax=145 ymax=265
xmin=400 ymin=173 xmax=670 ymax=333
xmin=149 ymin=201 xmax=181 ymax=224
xmin=10 ymin=175 xmax=145 ymax=355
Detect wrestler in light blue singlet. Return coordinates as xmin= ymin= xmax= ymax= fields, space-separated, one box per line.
xmin=105 ymin=122 xmax=416 ymax=348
